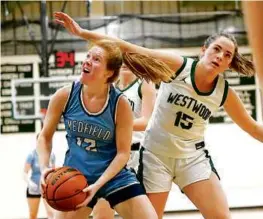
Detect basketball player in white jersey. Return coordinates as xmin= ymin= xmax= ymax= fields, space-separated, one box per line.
xmin=55 ymin=12 xmax=263 ymax=219
xmin=92 ymin=64 xmax=156 ymax=219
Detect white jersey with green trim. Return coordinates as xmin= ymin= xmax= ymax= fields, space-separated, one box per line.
xmin=118 ymin=79 xmax=144 ymax=144
xmin=142 ymin=57 xmax=229 ymax=158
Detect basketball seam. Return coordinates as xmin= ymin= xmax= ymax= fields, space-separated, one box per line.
xmin=47 ymin=174 xmax=87 ymax=201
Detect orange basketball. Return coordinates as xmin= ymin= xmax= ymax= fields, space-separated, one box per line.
xmin=44 ymin=166 xmax=88 ymax=212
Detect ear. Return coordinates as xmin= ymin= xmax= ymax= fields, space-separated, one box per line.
xmin=200 ymin=46 xmax=206 ymax=57
xmin=105 ymin=70 xmax=114 ymax=81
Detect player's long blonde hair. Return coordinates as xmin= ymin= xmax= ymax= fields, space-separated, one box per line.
xmin=123 ymin=52 xmax=174 ymax=84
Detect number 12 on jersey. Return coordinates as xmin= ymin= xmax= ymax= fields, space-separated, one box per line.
xmin=76 ymin=137 xmax=97 ymax=151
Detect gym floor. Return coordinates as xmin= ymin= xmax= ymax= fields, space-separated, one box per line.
xmin=114 ymin=208 xmax=263 ymax=219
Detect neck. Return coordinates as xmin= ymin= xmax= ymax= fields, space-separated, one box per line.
xmin=119 ymin=74 xmax=137 ymax=89
xmin=197 ymin=61 xmax=219 ymax=82
xmin=82 ymin=83 xmax=109 ymax=98
xmin=195 ymin=61 xmax=219 ymax=91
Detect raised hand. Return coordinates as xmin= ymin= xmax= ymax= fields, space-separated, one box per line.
xmin=54 ymin=12 xmax=83 ymax=36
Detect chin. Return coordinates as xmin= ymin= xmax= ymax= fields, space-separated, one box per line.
xmin=80 ymin=77 xmax=90 ymax=85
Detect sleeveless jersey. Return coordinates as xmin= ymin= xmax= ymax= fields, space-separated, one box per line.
xmin=142 ymin=57 xmax=229 ymax=158
xmin=63 ymin=81 xmax=123 ymax=183
xmin=117 ymin=79 xmax=144 ymax=144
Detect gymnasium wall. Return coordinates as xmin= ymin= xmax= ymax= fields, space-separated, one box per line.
xmin=1 ymin=50 xmax=263 ymax=219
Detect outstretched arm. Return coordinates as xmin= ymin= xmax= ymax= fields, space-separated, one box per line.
xmin=223 ymin=87 xmax=263 ymax=142
xmin=54 ymin=12 xmax=184 ymax=73
xmin=242 ymin=1 xmax=263 ymax=90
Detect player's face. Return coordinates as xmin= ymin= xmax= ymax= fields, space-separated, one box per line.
xmin=201 ymin=36 xmax=235 ymax=74
xmin=80 ymin=46 xmax=112 ymax=84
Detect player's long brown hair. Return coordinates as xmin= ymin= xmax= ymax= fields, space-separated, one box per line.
xmin=123 ymin=52 xmax=174 ymax=84
xmin=123 ymin=32 xmax=255 ymax=84
xmin=203 ymin=31 xmax=255 ymax=76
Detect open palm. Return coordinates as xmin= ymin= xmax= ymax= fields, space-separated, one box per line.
xmin=54 ymin=12 xmax=83 ymax=36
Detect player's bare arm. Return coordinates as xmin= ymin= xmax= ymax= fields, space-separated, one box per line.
xmin=223 ymin=87 xmax=263 ymax=142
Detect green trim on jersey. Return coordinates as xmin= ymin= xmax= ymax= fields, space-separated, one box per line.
xmin=138 ymin=81 xmax=143 ymax=99
xmin=117 ymin=78 xmax=139 ymax=92
xmin=219 ymin=80 xmax=229 ymax=107
xmin=166 ymin=56 xmax=187 ymax=83
xmin=172 ymin=56 xmax=187 ymax=79
xmin=191 ymin=60 xmax=219 ymax=96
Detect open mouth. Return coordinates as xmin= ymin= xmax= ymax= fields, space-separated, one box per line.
xmin=83 ymin=67 xmax=90 ymax=74
xmin=211 ymin=62 xmax=219 ymax=67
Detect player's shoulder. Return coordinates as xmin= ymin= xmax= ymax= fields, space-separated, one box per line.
xmin=52 ymin=84 xmax=73 ymax=103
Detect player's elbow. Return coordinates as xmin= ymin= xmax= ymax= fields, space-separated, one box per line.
xmin=249 ymin=124 xmax=263 ymax=142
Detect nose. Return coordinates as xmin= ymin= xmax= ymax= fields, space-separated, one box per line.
xmin=216 ymin=52 xmax=224 ymax=61
xmin=85 ymin=57 xmax=91 ymax=66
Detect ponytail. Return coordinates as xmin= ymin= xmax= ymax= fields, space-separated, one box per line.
xmin=230 ymin=51 xmax=255 ymax=77
xmin=123 ymin=52 xmax=174 ymax=84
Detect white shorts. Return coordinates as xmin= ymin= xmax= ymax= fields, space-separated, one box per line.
xmin=137 ymin=147 xmax=220 ymax=193
xmin=127 ymin=150 xmax=139 ymax=171
xmin=126 ymin=142 xmax=141 ymax=172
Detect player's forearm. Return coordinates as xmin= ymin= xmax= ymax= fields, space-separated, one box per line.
xmin=23 ymin=172 xmax=30 ymax=184
xmin=78 ymin=29 xmax=147 ymax=54
xmin=79 ymin=29 xmax=126 ymax=50
xmin=95 ymin=152 xmax=130 ymax=188
xmin=37 ymin=134 xmax=52 ymax=171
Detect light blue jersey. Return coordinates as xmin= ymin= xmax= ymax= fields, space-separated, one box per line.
xmin=62 ymin=81 xmax=145 ymax=208
xmin=26 ymin=149 xmax=55 ymax=192
xmin=63 ymin=81 xmax=123 ymax=183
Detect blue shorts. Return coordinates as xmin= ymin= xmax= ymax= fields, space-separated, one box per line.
xmin=87 ymin=168 xmax=145 ymax=208
xmin=64 ymin=149 xmax=145 ymax=208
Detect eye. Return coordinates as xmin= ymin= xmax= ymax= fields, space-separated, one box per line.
xmin=86 ymin=54 xmax=90 ymax=59
xmin=214 ymin=47 xmax=220 ymax=52
xmin=94 ymin=57 xmax=100 ymax=62
xmin=225 ymin=53 xmax=231 ymax=59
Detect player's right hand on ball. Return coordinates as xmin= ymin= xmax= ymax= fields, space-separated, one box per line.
xmin=75 ymin=183 xmax=100 ymax=210
xmin=40 ymin=167 xmax=55 ymax=198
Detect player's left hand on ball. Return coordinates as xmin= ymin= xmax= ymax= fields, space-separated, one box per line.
xmin=75 ymin=184 xmax=100 ymax=209
xmin=40 ymin=167 xmax=55 ymax=198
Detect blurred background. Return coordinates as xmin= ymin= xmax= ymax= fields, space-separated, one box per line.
xmin=1 ymin=0 xmax=250 ymax=55
xmin=1 ymin=1 xmax=263 ymax=219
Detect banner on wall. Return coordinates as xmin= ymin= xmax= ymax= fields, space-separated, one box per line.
xmin=0 ymin=63 xmax=35 ymax=133
xmin=39 ymin=51 xmax=81 ymax=131
xmin=1 ymin=63 xmax=33 ymax=97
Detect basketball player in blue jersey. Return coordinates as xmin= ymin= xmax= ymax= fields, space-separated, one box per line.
xmin=23 ymin=135 xmax=55 ymax=219
xmin=54 ymin=12 xmax=263 ymax=219
xmin=37 ymin=39 xmax=157 ymax=219
xmin=92 ymin=64 xmax=156 ymax=219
